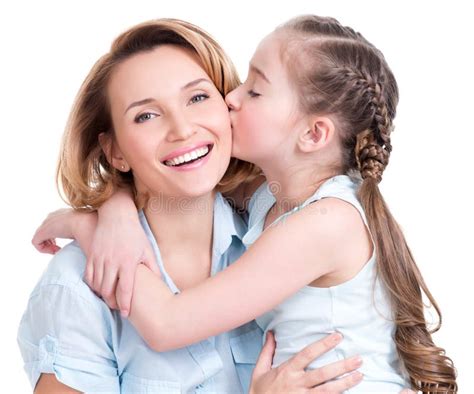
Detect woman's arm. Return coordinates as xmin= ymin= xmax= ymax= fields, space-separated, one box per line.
xmin=35 ymin=374 xmax=81 ymax=394
xmin=128 ymin=197 xmax=367 ymax=351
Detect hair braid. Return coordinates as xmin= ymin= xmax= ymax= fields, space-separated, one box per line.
xmin=355 ymin=79 xmax=392 ymax=183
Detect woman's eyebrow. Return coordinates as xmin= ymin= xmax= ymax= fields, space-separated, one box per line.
xmin=250 ymin=64 xmax=270 ymax=84
xmin=181 ymin=78 xmax=213 ymax=90
xmin=124 ymin=78 xmax=213 ymax=115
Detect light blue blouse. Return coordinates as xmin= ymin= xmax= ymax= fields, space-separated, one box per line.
xmin=17 ymin=192 xmax=263 ymax=393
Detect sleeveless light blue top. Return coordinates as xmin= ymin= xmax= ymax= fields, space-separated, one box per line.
xmin=243 ymin=175 xmax=410 ymax=393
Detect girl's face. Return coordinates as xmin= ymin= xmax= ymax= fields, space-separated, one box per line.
xmin=107 ymin=45 xmax=232 ymax=199
xmin=226 ymin=33 xmax=305 ymax=168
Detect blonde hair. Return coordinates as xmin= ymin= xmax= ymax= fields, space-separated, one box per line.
xmin=57 ymin=18 xmax=260 ymax=210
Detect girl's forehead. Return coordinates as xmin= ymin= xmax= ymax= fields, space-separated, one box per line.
xmin=251 ymin=34 xmax=289 ymax=84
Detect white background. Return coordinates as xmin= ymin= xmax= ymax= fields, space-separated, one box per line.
xmin=0 ymin=0 xmax=471 ymax=391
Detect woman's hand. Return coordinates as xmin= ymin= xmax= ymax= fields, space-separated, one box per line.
xmin=84 ymin=190 xmax=160 ymax=317
xmin=250 ymin=332 xmax=363 ymax=393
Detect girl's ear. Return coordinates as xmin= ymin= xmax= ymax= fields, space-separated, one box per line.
xmin=297 ymin=116 xmax=335 ymax=153
xmin=98 ymin=132 xmax=130 ymax=172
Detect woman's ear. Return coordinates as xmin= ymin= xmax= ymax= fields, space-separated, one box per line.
xmin=98 ymin=132 xmax=130 ymax=172
xmin=297 ymin=116 xmax=335 ymax=153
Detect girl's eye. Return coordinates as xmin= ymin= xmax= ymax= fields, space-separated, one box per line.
xmin=189 ymin=93 xmax=210 ymax=104
xmin=135 ymin=112 xmax=158 ymax=123
xmin=247 ymin=89 xmax=261 ymax=98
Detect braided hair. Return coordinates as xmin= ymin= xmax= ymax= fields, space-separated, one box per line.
xmin=279 ymin=15 xmax=457 ymax=393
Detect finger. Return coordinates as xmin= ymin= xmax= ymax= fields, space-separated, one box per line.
xmin=142 ymin=249 xmax=160 ymax=275
xmin=116 ymin=267 xmax=135 ymax=318
xmin=101 ymin=267 xmax=119 ymax=310
xmin=312 ymin=371 xmax=363 ymax=393
xmin=32 ymin=230 xmax=51 ymax=253
xmin=252 ymin=331 xmax=276 ymax=378
xmin=92 ymin=259 xmax=105 ymax=294
xmin=290 ymin=332 xmax=343 ymax=371
xmin=34 ymin=240 xmax=59 ymax=254
xmin=303 ymin=355 xmax=362 ymax=387
xmin=84 ymin=257 xmax=94 ymax=287
xmin=31 ymin=228 xmax=46 ymax=249
xmin=44 ymin=239 xmax=61 ymax=253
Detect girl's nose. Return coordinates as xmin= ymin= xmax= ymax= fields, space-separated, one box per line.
xmin=225 ymin=87 xmax=240 ymax=111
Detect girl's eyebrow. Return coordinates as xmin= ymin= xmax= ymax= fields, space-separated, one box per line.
xmin=250 ymin=64 xmax=270 ymax=84
xmin=124 ymin=78 xmax=213 ymax=115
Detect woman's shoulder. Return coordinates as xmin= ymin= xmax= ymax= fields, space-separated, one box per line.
xmin=31 ymin=241 xmax=102 ymax=306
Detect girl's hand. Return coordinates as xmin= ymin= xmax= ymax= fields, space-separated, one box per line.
xmin=250 ymin=332 xmax=363 ymax=393
xmin=85 ymin=200 xmax=160 ymax=317
xmin=32 ymin=208 xmax=94 ymax=255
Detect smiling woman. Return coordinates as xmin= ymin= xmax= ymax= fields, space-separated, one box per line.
xmin=18 ymin=18 xmax=362 ymax=393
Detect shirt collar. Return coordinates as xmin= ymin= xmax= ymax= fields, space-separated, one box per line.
xmin=137 ymin=192 xmax=246 ymax=292
xmin=212 ymin=192 xmax=247 ymax=258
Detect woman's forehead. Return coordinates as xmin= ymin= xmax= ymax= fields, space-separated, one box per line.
xmin=107 ymin=46 xmax=212 ymax=107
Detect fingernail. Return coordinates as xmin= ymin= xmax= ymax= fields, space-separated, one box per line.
xmin=353 ymin=371 xmax=363 ymax=381
xmin=121 ymin=309 xmax=129 ymax=318
xmin=352 ymin=356 xmax=363 ymax=367
xmin=332 ymin=332 xmax=343 ymax=343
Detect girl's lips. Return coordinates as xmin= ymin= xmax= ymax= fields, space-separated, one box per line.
xmin=163 ymin=144 xmax=214 ymax=172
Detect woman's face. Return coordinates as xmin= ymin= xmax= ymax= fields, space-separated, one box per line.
xmin=106 ymin=45 xmax=232 ymax=199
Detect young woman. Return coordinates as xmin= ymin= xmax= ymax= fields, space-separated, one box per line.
xmin=19 ymin=18 xmax=362 ymax=393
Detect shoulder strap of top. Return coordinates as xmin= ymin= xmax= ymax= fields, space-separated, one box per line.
xmin=306 ymin=175 xmax=368 ymax=227
xmin=247 ymin=181 xmax=276 ymax=228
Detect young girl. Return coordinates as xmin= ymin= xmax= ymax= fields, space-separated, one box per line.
xmin=34 ymin=15 xmax=456 ymax=392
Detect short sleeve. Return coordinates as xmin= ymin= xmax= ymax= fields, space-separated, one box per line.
xmin=17 ymin=244 xmax=120 ymax=392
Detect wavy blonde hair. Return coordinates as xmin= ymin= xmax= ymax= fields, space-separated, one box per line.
xmin=57 ymin=18 xmax=261 ymax=210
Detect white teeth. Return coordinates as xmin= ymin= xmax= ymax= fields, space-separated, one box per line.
xmin=164 ymin=145 xmax=210 ymax=166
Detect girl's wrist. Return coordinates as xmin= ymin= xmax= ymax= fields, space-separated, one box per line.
xmin=99 ymin=188 xmax=137 ymax=219
xmin=73 ymin=211 xmax=97 ymax=253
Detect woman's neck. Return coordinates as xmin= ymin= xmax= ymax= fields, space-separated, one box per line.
xmin=143 ymin=190 xmax=216 ymax=260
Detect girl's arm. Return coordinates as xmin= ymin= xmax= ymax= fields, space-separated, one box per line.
xmin=128 ymin=197 xmax=368 ymax=351
xmin=32 ymin=188 xmax=159 ymax=315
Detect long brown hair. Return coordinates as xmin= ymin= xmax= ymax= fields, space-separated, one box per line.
xmin=279 ymin=15 xmax=457 ymax=393
xmin=57 ymin=18 xmax=260 ymax=210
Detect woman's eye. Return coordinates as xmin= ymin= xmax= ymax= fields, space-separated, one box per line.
xmin=247 ymin=89 xmax=261 ymax=98
xmin=189 ymin=93 xmax=210 ymax=105
xmin=135 ymin=112 xmax=157 ymax=123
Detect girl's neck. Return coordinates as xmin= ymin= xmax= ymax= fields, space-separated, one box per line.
xmin=262 ymin=164 xmax=338 ymax=216
xmin=143 ymin=190 xmax=215 ymax=257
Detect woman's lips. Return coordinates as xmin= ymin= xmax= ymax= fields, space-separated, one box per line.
xmin=162 ymin=144 xmax=214 ymax=172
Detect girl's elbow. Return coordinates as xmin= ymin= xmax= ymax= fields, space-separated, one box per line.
xmin=143 ymin=330 xmax=180 ymax=352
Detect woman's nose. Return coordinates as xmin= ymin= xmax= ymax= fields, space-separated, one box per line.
xmin=166 ymin=114 xmax=197 ymax=142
